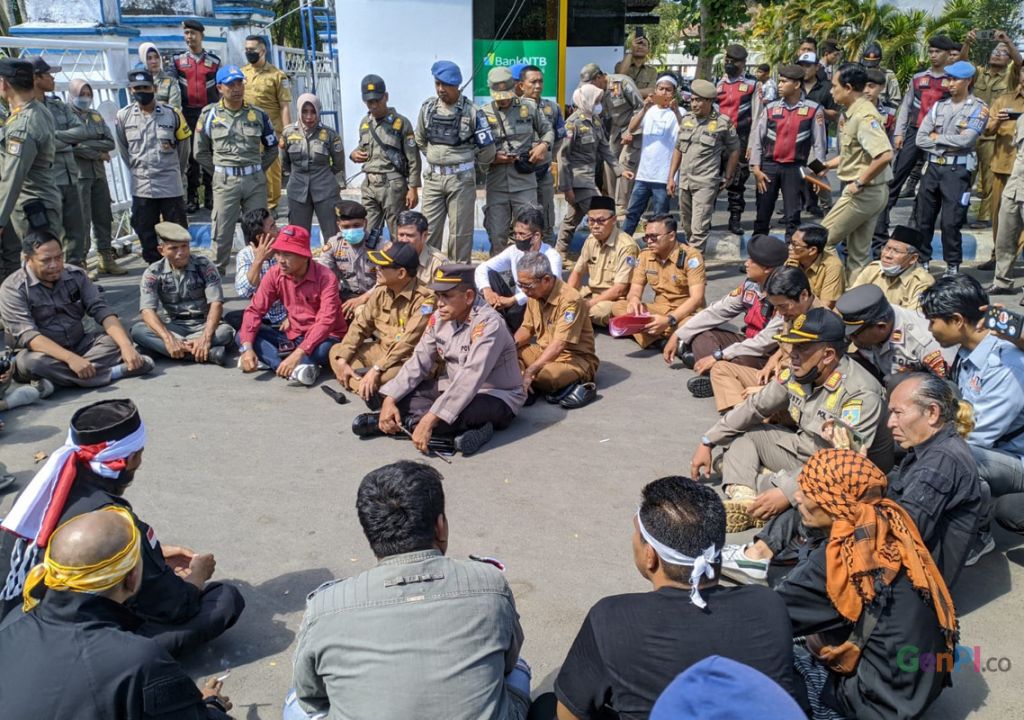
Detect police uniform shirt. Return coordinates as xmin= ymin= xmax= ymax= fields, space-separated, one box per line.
xmin=381 ymin=298 xmax=527 ymax=423
xmin=282 ymin=122 xmax=347 ymax=201
xmin=850 ymin=262 xmax=935 ymax=312
xmin=836 ymin=96 xmax=894 ymax=184
xmin=675 ymin=110 xmax=741 ymax=188
xmin=332 ymin=278 xmax=435 ymax=372
xmin=786 ymin=252 xmax=846 ymax=306
xmin=558 ymin=110 xmax=619 ymax=193
xmin=242 ymin=62 xmax=292 ymax=133
xmin=631 ymin=243 xmax=705 ymax=308
xmin=195 ymin=101 xmax=278 ymax=169
xmin=521 ymin=278 xmax=599 ymax=375
xmin=71 ymin=108 xmax=115 ymax=179
xmin=357 ymin=109 xmax=422 ymax=186
xmin=414 ymin=94 xmax=495 ymax=167
xmin=0 ymin=99 xmax=59 ymax=226
xmin=0 ymin=264 xmax=115 ymax=350
xmin=573 ymin=229 xmax=639 ymax=293
xmin=115 ymin=103 xmax=193 ymax=199
xmin=139 ymin=254 xmax=224 ymax=324
xmin=853 ymin=304 xmax=946 ymax=378
xmin=482 ymin=97 xmax=555 ymax=193
xmin=315 ymin=236 xmax=376 ymax=298
xmin=956 ymin=333 xmax=1024 ymax=458
xmin=603 ymin=74 xmax=644 ymax=139
xmin=916 ymin=95 xmax=988 ymax=163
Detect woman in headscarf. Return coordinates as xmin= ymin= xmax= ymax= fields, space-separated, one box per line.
xmin=67 ymin=80 xmax=124 ymax=276
xmin=554 ymin=83 xmax=632 ymax=256
xmin=776 ymin=448 xmax=958 ymax=720
xmin=137 ymin=42 xmax=181 ymax=109
xmin=281 ymin=94 xmax=347 ymax=237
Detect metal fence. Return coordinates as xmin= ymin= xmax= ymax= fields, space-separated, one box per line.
xmin=277 ymin=45 xmax=341 ymax=135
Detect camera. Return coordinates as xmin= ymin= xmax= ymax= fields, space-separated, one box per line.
xmin=0 ymin=349 xmax=12 ymax=376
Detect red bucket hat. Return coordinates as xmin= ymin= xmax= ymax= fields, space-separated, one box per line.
xmin=271 ymin=225 xmax=312 ymax=258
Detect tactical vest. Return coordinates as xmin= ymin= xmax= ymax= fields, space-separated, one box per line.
xmin=717 ymin=77 xmax=757 ymax=136
xmin=743 ymin=290 xmax=771 ymax=338
xmin=763 ymin=101 xmax=819 ymax=165
xmin=425 ymin=97 xmax=469 ymax=147
xmin=910 ymin=72 xmax=951 ymax=129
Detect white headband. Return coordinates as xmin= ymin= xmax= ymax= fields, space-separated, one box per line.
xmin=657 ymin=74 xmax=679 ymax=88
xmin=636 ymin=510 xmax=719 ymax=609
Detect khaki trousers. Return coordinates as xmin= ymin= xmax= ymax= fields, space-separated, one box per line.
xmin=421 ymin=169 xmax=476 ymax=262
xmin=211 ymin=172 xmax=268 ymax=274
xmin=995 ymin=194 xmax=1024 ymax=285
xmin=709 ymin=361 xmax=761 ymax=413
xmin=329 ymin=342 xmax=402 ymax=393
xmin=679 ymin=185 xmax=719 ymax=251
xmin=266 ymin=156 xmax=282 ymax=210
xmin=518 ymin=342 xmax=593 ymax=393
xmin=823 ymin=183 xmax=888 ymax=282
xmin=976 ymin=140 xmax=994 ymax=222
xmin=722 ymin=425 xmax=825 ymax=496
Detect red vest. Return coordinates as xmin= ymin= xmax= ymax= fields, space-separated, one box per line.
xmin=733 ymin=280 xmax=769 ymax=338
xmin=910 ymin=72 xmax=951 ymax=128
xmin=763 ymin=101 xmax=819 ymax=165
xmin=717 ymin=78 xmax=757 ymax=136
xmin=173 ymin=51 xmax=221 ymax=110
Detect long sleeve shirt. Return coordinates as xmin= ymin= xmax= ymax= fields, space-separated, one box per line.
xmin=955 ymin=333 xmax=1024 ymax=460
xmin=474 ymin=243 xmax=563 ymax=306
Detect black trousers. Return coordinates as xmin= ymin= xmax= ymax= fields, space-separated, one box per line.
xmin=725 ymin=130 xmax=751 ymax=215
xmin=916 ymin=162 xmax=971 ymax=266
xmin=0 ymin=224 xmax=20 ymax=284
xmin=398 ymin=380 xmax=517 ymax=435
xmin=488 ymin=269 xmax=526 ymax=332
xmin=136 ymin=582 xmax=245 ymax=658
xmin=131 ymin=195 xmax=188 ymax=264
xmin=183 ymin=107 xmax=211 ymax=207
xmin=754 ymin=162 xmax=803 ymax=239
xmin=872 ymin=128 xmax=922 ymax=256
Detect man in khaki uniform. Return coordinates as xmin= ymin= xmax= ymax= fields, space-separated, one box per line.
xmin=415 ymin=61 xmax=496 ymax=263
xmin=614 ymin=35 xmax=658 ymax=95
xmin=515 ymin=251 xmax=599 ymax=407
xmin=823 ymin=64 xmax=894 ymax=280
xmin=242 ymin=35 xmax=292 ymax=211
xmin=328 ymin=243 xmax=433 ymax=404
xmin=582 ymin=64 xmax=643 ymax=216
xmin=667 ymin=79 xmax=740 ymax=252
xmin=851 ymin=225 xmax=933 ymax=311
xmin=481 ymin=67 xmax=553 ymax=255
xmin=784 ymin=223 xmax=845 ymax=307
xmin=992 ymin=114 xmax=1024 ymax=301
xmin=354 ymin=264 xmax=527 ymax=457
xmin=986 ymin=71 xmax=1024 ymax=250
xmin=195 ymin=65 xmax=279 ymax=275
xmin=351 ymin=74 xmax=421 ymax=241
xmin=566 ymin=196 xmax=637 ymax=325
xmin=391 ymin=209 xmax=448 ymax=290
xmin=610 ymin=215 xmax=705 ymax=348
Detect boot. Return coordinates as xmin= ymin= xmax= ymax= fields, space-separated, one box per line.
xmin=352 ymin=412 xmax=383 ymax=437
xmin=98 ymin=249 xmax=127 ymax=276
xmin=728 ymin=212 xmax=743 ymax=235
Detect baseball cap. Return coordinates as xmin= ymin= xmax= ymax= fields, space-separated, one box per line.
xmin=215 ymin=65 xmax=244 ymax=85
xmin=368 ymin=243 xmax=419 ymax=274
xmin=30 ymin=56 xmax=61 ymax=74
xmin=271 ymin=225 xmax=312 ymax=258
xmin=774 ymin=307 xmax=847 ymax=344
xmin=797 ymin=52 xmax=818 ymax=65
xmin=361 ymin=74 xmax=386 ymax=101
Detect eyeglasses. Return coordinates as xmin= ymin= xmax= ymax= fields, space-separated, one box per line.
xmin=642 ymin=231 xmax=670 ymax=242
xmin=788 ymin=242 xmax=810 ymax=251
xmin=587 ymin=214 xmax=614 ymax=225
xmin=518 ymin=278 xmax=547 ymax=291
xmin=881 ymin=245 xmax=910 ymax=256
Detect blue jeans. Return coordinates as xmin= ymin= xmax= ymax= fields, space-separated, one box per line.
xmin=238 ymin=326 xmax=338 ymax=371
xmin=622 ymin=180 xmax=669 ymax=236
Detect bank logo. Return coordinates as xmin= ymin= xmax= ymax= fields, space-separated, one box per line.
xmin=482 ymin=53 xmax=548 ymax=68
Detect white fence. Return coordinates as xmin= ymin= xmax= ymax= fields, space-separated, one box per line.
xmin=277 ymin=45 xmax=341 ymax=135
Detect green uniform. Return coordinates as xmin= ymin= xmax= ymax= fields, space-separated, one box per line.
xmin=47 ymin=96 xmax=93 ymax=266
xmin=282 ymin=122 xmax=346 ymax=235
xmin=71 ymin=107 xmax=116 ymax=256
xmin=536 ymin=98 xmax=566 ymax=238
xmin=0 ymin=100 xmax=61 ymax=247
xmin=603 ymin=74 xmax=644 ymax=213
xmin=154 ymin=70 xmax=181 ymax=110
xmin=556 ymin=110 xmax=620 ymax=254
xmin=354 ymin=108 xmax=421 ymax=241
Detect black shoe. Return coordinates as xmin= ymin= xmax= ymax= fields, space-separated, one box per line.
xmin=977 ymin=258 xmax=996 ymax=271
xmin=676 ymin=343 xmax=695 ymax=369
xmin=807 ymin=206 xmax=824 ymax=219
xmin=987 ymin=284 xmax=1016 ymax=296
xmin=186 ymin=200 xmax=199 ymax=214
xmin=207 ymin=346 xmax=227 ymax=367
xmin=352 ymin=412 xmax=382 ymax=437
xmin=728 ymin=213 xmax=743 ymax=235
xmin=560 ymin=382 xmax=597 ymax=409
xmin=321 ymin=385 xmax=350 ymax=404
xmin=687 ymin=376 xmax=714 ymax=398
xmin=545 ymin=383 xmax=577 ymax=404
xmin=454 ymin=423 xmax=494 ymax=456
xmin=524 ymin=391 xmax=537 ymax=406
xmin=364 ymin=392 xmax=383 ymax=411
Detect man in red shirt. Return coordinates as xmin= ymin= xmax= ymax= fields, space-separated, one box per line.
xmin=238 ymin=225 xmax=347 ymax=385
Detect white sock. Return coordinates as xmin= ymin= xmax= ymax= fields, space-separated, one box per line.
xmin=1 ymin=385 xmax=40 ymax=410
xmin=109 ymin=364 xmax=126 ymax=380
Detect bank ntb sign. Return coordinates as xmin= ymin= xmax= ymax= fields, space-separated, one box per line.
xmin=473 ymin=40 xmax=559 ymax=101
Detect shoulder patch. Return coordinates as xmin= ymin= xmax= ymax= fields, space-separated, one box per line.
xmin=428 ymin=313 xmax=437 ymax=328
xmin=923 ymin=349 xmax=946 ymax=376
xmin=729 ymin=284 xmax=743 ymax=297
xmin=777 ymin=367 xmax=792 ymax=384
xmin=687 ymin=257 xmax=701 ymax=270
xmin=823 ymin=371 xmax=842 ymax=392
xmin=890 ymin=329 xmax=904 ymax=345
xmin=626 ymin=256 xmax=637 ymax=267
xmin=563 ymin=303 xmax=577 ymax=324
xmin=840 ymin=399 xmax=863 ymax=426
xmin=420 ymin=301 xmax=435 ymax=315
xmin=471 ymin=322 xmax=485 ymax=342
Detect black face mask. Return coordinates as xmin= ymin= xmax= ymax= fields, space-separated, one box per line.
xmin=725 ymin=61 xmax=742 ymax=77
xmin=245 ymin=50 xmax=262 ymax=65
xmin=514 ymin=238 xmax=534 ymax=252
xmin=132 ymin=91 xmax=155 ymax=106
xmin=792 ymin=365 xmax=821 ymax=385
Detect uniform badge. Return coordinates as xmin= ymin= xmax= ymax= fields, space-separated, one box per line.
xmin=793 ymin=314 xmax=806 ymax=331
xmin=742 ymin=289 xmax=757 ymax=305
xmin=708 ymin=121 xmax=717 ymax=131
xmin=319 ymin=129 xmax=328 ymax=141
xmin=471 ymin=323 xmax=485 ymax=342
xmin=778 ymin=367 xmax=792 ymax=384
xmin=923 ymin=350 xmax=946 ymax=376
xmin=968 ymin=374 xmax=981 ymax=393
xmin=825 ymin=389 xmax=840 ymax=411
xmin=730 ymin=284 xmax=743 ymax=297
xmin=420 ymin=302 xmax=434 ymax=315
xmin=247 ymin=110 xmax=256 ymax=122
xmin=798 ymin=107 xmax=809 ymax=116
xmin=920 ymin=77 xmax=930 ymax=87
xmin=684 ymin=119 xmax=695 ymax=128
xmin=393 ymin=118 xmax=403 ymax=130
xmin=91 ymin=112 xmax=101 ymax=122
xmin=790 ymin=406 xmax=802 ymax=423
xmin=519 ymin=105 xmax=528 ymax=119
xmin=203 ymin=58 xmax=212 ymax=68
xmin=870 ymin=119 xmax=881 ymax=131
xmin=823 ymin=371 xmax=842 ymax=391
xmin=890 ymin=329 xmax=904 ymax=344
xmin=840 ymin=400 xmax=862 ymax=426
xmin=563 ymin=303 xmax=577 ymax=324
xmin=361 ymin=122 xmax=369 ymax=130
xmin=739 ymin=84 xmax=749 ymax=92
xmin=6 ymin=138 xmax=21 ymax=155
xmin=428 ymin=313 xmax=437 ymax=328
xmin=543 ymin=106 xmax=552 ymax=115
xmin=772 ymin=107 xmax=784 ymax=117
xmin=941 ymin=79 xmax=949 ymax=87
xmin=687 ymin=257 xmax=701 ymax=269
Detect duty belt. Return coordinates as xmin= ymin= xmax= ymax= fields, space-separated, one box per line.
xmin=427 ymin=161 xmax=474 ymax=175
xmin=927 ymin=154 xmax=970 ymax=166
xmin=366 ymin=171 xmax=404 ymax=181
xmin=215 ymin=164 xmax=262 ymax=177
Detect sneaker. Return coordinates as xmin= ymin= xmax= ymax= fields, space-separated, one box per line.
xmin=965 ymin=532 xmax=995 ymax=567
xmin=943 ymin=264 xmax=960 ymax=277
xmin=687 ymin=376 xmax=713 ymax=398
xmin=723 ymin=499 xmax=756 ymax=533
xmin=724 ymin=484 xmax=756 ymax=501
xmin=288 ymin=363 xmax=320 ymax=386
xmin=721 ymin=544 xmax=769 ymax=581
xmin=454 ymin=422 xmax=494 ymax=456
xmin=31 ymin=378 xmax=54 ymax=399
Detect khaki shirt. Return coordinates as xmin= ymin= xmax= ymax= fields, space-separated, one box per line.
xmin=988 ymin=90 xmax=1024 ymax=174
xmin=881 ymin=67 xmax=902 ymax=109
xmin=242 ymin=62 xmax=292 ymax=132
xmin=154 ymin=70 xmax=181 ymax=109
xmin=282 ymin=122 xmax=346 ymax=202
xmin=416 ymin=244 xmax=449 ymax=290
xmin=482 ymin=97 xmax=554 ymax=194
xmin=836 ymin=96 xmax=893 ymax=184
xmin=381 ymin=299 xmax=526 ymax=423
xmin=603 ymin=74 xmax=644 ymax=140
xmin=415 ymin=95 xmax=496 ymax=168
xmin=1004 ymin=115 xmax=1024 ymax=202
xmin=573 ymin=229 xmax=638 ymax=293
xmin=852 ymin=304 xmax=946 ymax=379
xmin=851 ymin=262 xmax=935 ymax=312
xmin=47 ymin=96 xmax=93 ymax=186
xmin=704 ymin=355 xmax=894 ymax=499
xmin=630 ymin=244 xmax=705 ymax=307
xmin=355 ymin=109 xmax=422 ymax=186
xmin=333 ymin=278 xmax=435 ymax=372
xmin=115 ymin=102 xmax=191 ymax=199
xmin=139 ymin=254 xmax=223 ymax=323
xmin=558 ymin=110 xmax=619 ymax=195
xmin=521 ymin=279 xmax=599 ymax=375
xmin=615 ymin=56 xmax=658 ymax=92
xmin=315 ymin=236 xmax=376 ymax=298
xmin=675 ymin=110 xmax=740 ymax=189
xmin=973 ymin=64 xmax=1019 ymax=111
xmin=71 ymin=108 xmax=115 ymax=180
xmin=0 ymin=99 xmax=60 ymax=226
xmin=787 ymin=252 xmax=846 ymax=305
xmin=194 ymin=101 xmax=279 ymax=171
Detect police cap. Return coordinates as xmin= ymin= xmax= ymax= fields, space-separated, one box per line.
xmin=862 ymin=41 xmax=883 ymax=65
xmin=488 ymin=67 xmax=516 ymax=101
xmin=368 ymin=243 xmax=419 ymax=274
xmin=836 ymin=284 xmax=893 ymax=335
xmin=427 ymin=263 xmax=476 ymax=292
xmin=747 ymin=234 xmax=788 ymax=268
xmin=690 ymin=79 xmax=717 ymax=99
xmin=579 ymin=63 xmax=605 ymax=82
xmin=128 ymin=69 xmax=155 ymax=87
xmin=774 ymin=307 xmax=847 ymax=344
xmin=361 ymin=74 xmax=386 ymax=101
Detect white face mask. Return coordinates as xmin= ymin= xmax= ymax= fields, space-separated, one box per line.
xmin=880 ymin=262 xmax=905 ymax=277
xmin=592 ymin=103 xmax=603 ymax=115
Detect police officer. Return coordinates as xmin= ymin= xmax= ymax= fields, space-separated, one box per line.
xmin=353 ymin=264 xmax=527 ymax=457
xmin=242 ymin=34 xmax=292 ymax=211
xmin=69 ymin=80 xmax=124 ymax=276
xmin=195 ymin=65 xmax=279 ymax=275
xmin=837 ymin=284 xmax=947 ymax=389
xmin=130 ymin=222 xmax=234 ymax=366
xmin=517 ymin=64 xmax=566 ymax=239
xmin=139 ymin=42 xmax=181 ymax=109
xmin=173 ymin=19 xmax=220 ymax=213
xmin=32 ymin=57 xmax=90 ymax=267
xmin=0 ymin=58 xmax=60 ymax=264
xmin=717 ymin=44 xmax=761 ymax=236
xmin=115 ymin=69 xmax=192 ymax=265
xmin=282 ymin=93 xmax=345 ymax=234
xmin=481 ymin=67 xmax=553 ymax=255
xmin=581 ymin=63 xmax=643 ymax=216
xmin=667 ymin=79 xmax=739 ymax=252
xmin=860 ymin=42 xmax=901 ymax=109
xmin=316 ymin=200 xmax=377 ymax=310
xmin=915 ymin=61 xmax=989 ymax=275
xmin=566 ymin=195 xmax=637 ymax=325
xmin=415 ymin=61 xmax=496 ymax=263
xmin=749 ymin=65 xmax=826 ymax=240
xmin=850 ymin=225 xmax=934 ymax=311
xmin=351 ymin=74 xmax=421 ymax=242
xmin=864 ymin=68 xmax=898 ymax=142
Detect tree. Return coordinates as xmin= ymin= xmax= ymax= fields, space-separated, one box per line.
xmin=645 ymin=0 xmax=750 ymax=79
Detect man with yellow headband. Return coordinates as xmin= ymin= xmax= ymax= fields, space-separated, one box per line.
xmin=0 ymin=507 xmax=234 ymax=718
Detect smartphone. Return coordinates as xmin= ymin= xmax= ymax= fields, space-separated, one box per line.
xmin=1006 ymin=110 xmax=1023 ymax=120
xmin=807 ymin=158 xmax=827 ymax=174
xmin=984 ymin=305 xmax=1024 ymax=339
xmin=277 ymin=340 xmax=296 ymax=355
xmin=635 ymin=26 xmax=645 ymax=39
xmin=976 ymin=30 xmax=996 ymax=41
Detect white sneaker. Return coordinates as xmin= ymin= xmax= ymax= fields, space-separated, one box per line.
xmin=965 ymin=533 xmax=995 ymax=567
xmin=30 ymin=379 xmax=54 ymax=399
xmin=720 ymin=543 xmax=769 ymax=581
xmin=288 ymin=363 xmax=319 ymax=387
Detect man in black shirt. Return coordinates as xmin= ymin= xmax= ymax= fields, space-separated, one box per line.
xmin=554 ymin=476 xmax=796 ymax=720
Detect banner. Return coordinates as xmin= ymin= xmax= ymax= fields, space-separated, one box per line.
xmin=472 ymin=39 xmax=559 ymax=103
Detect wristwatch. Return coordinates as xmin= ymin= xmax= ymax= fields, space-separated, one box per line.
xmin=701 ymin=435 xmax=715 ymax=449
xmin=666 ymin=315 xmax=678 ymax=328
xmin=712 ymin=349 xmax=724 ymax=361
xmin=854 ymin=179 xmax=865 ymax=189
xmin=371 ymin=364 xmax=383 ymax=373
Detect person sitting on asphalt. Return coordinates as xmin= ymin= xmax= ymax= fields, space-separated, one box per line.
xmin=130 ymin=222 xmax=235 ymax=366
xmin=0 ymin=230 xmax=154 ymax=389
xmin=609 ymin=214 xmax=705 ymax=349
xmin=328 ymin=243 xmax=434 ymax=407
xmin=238 ymin=225 xmax=348 ymax=386
xmin=287 ymin=461 xmax=531 ymax=720
xmin=230 ymin=207 xmax=286 ymax=329
xmin=315 ymin=199 xmax=377 ymax=320
xmin=850 ymin=225 xmax=934 ymax=312
xmin=0 ymin=399 xmax=244 ymax=657
xmin=550 ymin=477 xmax=796 ymax=720
xmin=776 ymin=449 xmax=958 ymax=720
xmin=352 ymin=264 xmax=526 ymax=457
xmin=0 ymin=507 xmax=234 ymax=719
xmin=565 ymin=195 xmax=638 ymax=326
xmin=783 ymin=223 xmax=845 ymax=308
xmin=390 ymin=209 xmax=448 ymax=290
xmin=515 ymin=251 xmax=599 ymax=408
xmin=475 ymin=205 xmax=562 ymax=333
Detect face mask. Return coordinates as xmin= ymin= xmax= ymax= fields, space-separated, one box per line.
xmin=725 ymin=62 xmax=742 ymax=77
xmin=592 ymin=103 xmax=603 ymax=115
xmin=792 ymin=365 xmax=821 ymax=385
xmin=880 ymin=262 xmax=905 ymax=277
xmin=514 ymin=238 xmax=534 ymax=252
xmin=72 ymin=96 xmax=92 ymax=111
xmin=341 ymin=228 xmax=365 ymax=245
xmin=245 ymin=50 xmax=262 ymax=65
xmin=132 ymin=91 xmax=155 ymax=106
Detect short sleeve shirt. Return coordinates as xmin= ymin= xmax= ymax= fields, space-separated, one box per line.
xmin=630 ymin=244 xmax=705 ymax=307
xmin=139 ymin=255 xmax=223 ymax=322
xmin=837 ymin=96 xmax=894 ymax=184
xmin=572 ymin=229 xmax=639 ymax=292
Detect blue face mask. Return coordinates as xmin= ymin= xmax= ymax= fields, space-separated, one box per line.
xmin=341 ymin=228 xmax=365 ymax=245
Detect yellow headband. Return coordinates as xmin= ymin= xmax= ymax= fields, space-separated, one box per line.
xmin=23 ymin=505 xmax=141 ymax=612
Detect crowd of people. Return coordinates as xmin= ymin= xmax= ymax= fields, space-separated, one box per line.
xmin=0 ymin=17 xmax=1024 ymax=720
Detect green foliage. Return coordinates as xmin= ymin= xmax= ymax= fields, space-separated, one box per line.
xmin=643 ymin=0 xmax=751 ymax=76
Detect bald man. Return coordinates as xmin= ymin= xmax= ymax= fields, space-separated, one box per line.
xmin=0 ymin=508 xmax=233 ymax=719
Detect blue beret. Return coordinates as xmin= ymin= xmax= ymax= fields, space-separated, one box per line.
xmin=216 ymin=65 xmax=244 ymax=84
xmin=945 ymin=61 xmax=976 ymax=80
xmin=431 ymin=60 xmax=462 ymax=86
xmin=510 ymin=62 xmax=528 ymax=81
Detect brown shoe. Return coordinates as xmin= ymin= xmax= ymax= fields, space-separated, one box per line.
xmin=98 ymin=250 xmax=127 ymax=276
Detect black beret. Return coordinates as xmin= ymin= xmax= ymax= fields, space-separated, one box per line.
xmin=778 ymin=64 xmax=805 ymax=81
xmin=748 ymin=234 xmax=788 ymax=268
xmin=183 ymin=19 xmax=206 ymax=33
xmin=335 ymin=200 xmax=367 ymax=220
xmin=928 ymin=35 xmax=957 ymax=51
